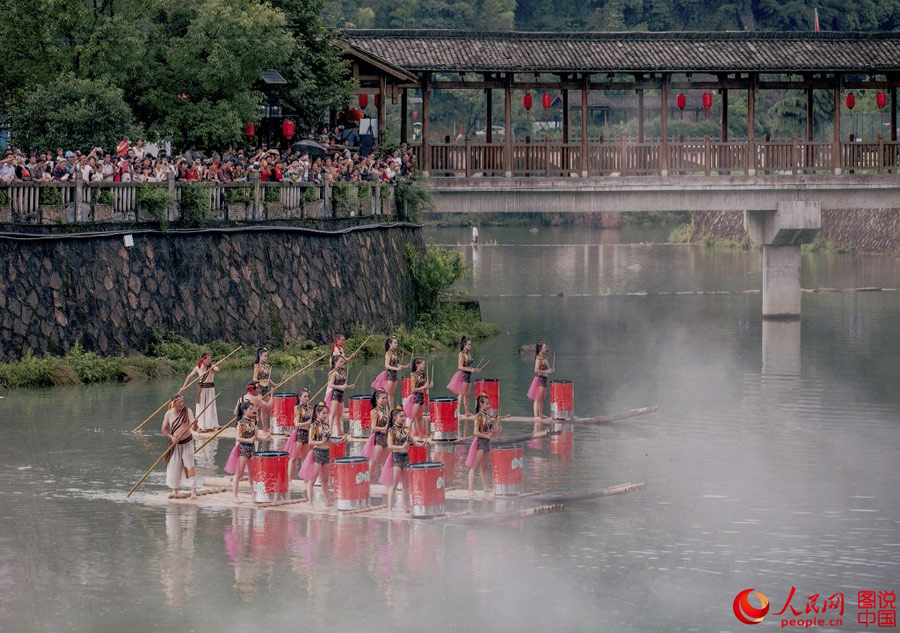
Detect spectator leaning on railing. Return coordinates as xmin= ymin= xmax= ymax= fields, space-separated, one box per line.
xmin=0 ymin=134 xmax=418 ymax=187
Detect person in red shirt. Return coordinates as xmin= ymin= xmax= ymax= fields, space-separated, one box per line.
xmin=116 ymin=136 xmax=130 ymax=157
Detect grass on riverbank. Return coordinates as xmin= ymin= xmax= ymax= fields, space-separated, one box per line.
xmin=0 ymin=302 xmax=498 ymax=390
xmin=667 ymin=223 xmax=752 ymax=249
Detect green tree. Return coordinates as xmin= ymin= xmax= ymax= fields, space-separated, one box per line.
xmin=270 ymin=0 xmax=354 ymax=134
xmin=8 ymin=76 xmax=140 ymax=151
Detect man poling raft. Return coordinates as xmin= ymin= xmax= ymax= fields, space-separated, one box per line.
xmin=181 ymin=352 xmax=221 ymax=432
xmin=162 ymin=394 xmax=199 ymax=498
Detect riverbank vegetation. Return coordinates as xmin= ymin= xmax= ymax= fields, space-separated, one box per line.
xmin=0 ymin=244 xmax=497 ymax=390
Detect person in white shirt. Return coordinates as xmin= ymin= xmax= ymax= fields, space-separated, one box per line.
xmin=471 ymin=225 xmax=479 ymax=245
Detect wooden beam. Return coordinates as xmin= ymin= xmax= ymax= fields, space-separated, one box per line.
xmin=378 ymin=74 xmax=386 ymax=144
xmin=486 ymin=85 xmax=493 ymax=144
xmin=422 ymin=73 xmax=431 ymax=174
xmin=562 ymin=79 xmax=570 ymax=144
xmin=400 ymin=89 xmax=408 ymax=145
xmin=892 ymin=86 xmax=898 ymax=142
xmin=806 ymin=87 xmax=814 ymax=142
xmin=748 ymin=74 xmax=756 ymax=174
xmin=720 ymin=88 xmax=728 ymax=142
xmin=660 ymin=75 xmax=668 ymax=175
xmin=504 ymin=73 xmax=513 ymax=177
xmin=638 ymin=89 xmax=645 ymax=143
xmin=833 ymin=76 xmax=841 ymax=172
xmin=581 ymin=74 xmax=589 ymax=177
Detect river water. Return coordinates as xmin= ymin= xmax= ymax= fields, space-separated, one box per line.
xmin=2 ymin=225 xmax=899 ymax=632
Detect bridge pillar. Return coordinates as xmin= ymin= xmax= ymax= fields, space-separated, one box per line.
xmin=744 ymin=201 xmax=821 ymax=319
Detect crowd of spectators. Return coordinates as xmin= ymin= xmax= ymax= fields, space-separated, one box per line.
xmin=0 ymin=127 xmax=418 ymax=186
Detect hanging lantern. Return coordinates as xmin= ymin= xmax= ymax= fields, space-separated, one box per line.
xmin=523 ymin=94 xmax=533 ymax=110
xmin=676 ymin=94 xmax=686 ymax=119
xmin=702 ymin=93 xmax=712 ymax=119
xmin=244 ymin=121 xmax=255 ymax=137
xmin=542 ymin=94 xmax=552 ymax=109
xmin=845 ymin=93 xmax=855 ymax=110
xmin=282 ymin=120 xmax=294 ymax=139
xmin=358 ymin=94 xmax=368 ymax=109
xmin=345 ymin=108 xmax=363 ymax=122
xmin=412 ymin=111 xmax=418 ymax=119
xmin=877 ymin=92 xmax=887 ymax=109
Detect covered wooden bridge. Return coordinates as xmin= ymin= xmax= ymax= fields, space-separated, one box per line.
xmin=339 ymin=30 xmax=900 ymax=177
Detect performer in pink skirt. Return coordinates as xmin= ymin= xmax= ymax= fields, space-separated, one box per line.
xmin=301 ymin=402 xmax=344 ymax=507
xmin=231 ymin=400 xmax=263 ymax=504
xmin=407 ymin=358 xmax=432 ymax=462
xmin=371 ymin=337 xmax=407 ymax=409
xmin=386 ymin=409 xmax=427 ymax=514
xmin=252 ymin=347 xmax=274 ymax=433
xmin=446 ymin=336 xmax=481 ymax=418
xmin=287 ymin=387 xmax=312 ymax=478
xmin=327 ymin=356 xmax=355 ymax=436
xmin=467 ymin=394 xmax=497 ymax=497
xmin=526 ymin=340 xmax=554 ymax=432
xmin=362 ymin=390 xmax=390 ymax=477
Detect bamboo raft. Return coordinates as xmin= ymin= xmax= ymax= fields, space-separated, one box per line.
xmin=141 ymin=481 xmax=644 ymax=523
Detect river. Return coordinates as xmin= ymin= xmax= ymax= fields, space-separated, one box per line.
xmin=2 ymin=224 xmax=899 ymax=632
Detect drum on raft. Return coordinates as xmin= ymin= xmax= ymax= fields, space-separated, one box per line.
xmin=474 ymin=378 xmax=500 ymax=415
xmin=349 ymin=395 xmax=372 ymax=438
xmin=408 ymin=462 xmax=445 ymax=518
xmin=251 ymin=450 xmax=290 ymax=503
xmin=491 ymin=445 xmax=524 ymax=496
xmin=333 ymin=456 xmax=371 ymax=510
xmin=329 ymin=441 xmax=347 ymax=479
xmin=429 ymin=397 xmax=458 ymax=441
xmin=549 ymin=380 xmax=574 ymax=419
xmin=271 ymin=392 xmax=298 ymax=435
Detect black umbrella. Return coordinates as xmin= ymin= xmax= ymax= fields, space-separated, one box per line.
xmin=291 ymin=140 xmax=327 ymax=155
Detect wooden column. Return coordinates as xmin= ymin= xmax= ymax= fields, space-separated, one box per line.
xmin=833 ymin=75 xmax=841 ymax=174
xmin=504 ymin=73 xmax=513 ymax=177
xmin=486 ymin=87 xmax=493 ymax=144
xmin=581 ymin=74 xmax=589 ymax=177
xmin=720 ymin=89 xmax=728 ymax=142
xmin=638 ymin=89 xmax=645 ymax=143
xmin=747 ymin=75 xmax=756 ymax=175
xmin=891 ymin=86 xmax=897 ymax=142
xmin=660 ymin=75 xmax=668 ymax=176
xmin=378 ymin=75 xmax=386 ymax=144
xmin=806 ymin=86 xmax=814 ymax=141
xmin=562 ymin=75 xmax=570 ymax=172
xmin=400 ymin=88 xmax=408 ymax=145
xmin=421 ymin=74 xmax=430 ymax=175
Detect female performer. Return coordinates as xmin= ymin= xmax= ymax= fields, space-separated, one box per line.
xmin=371 ymin=337 xmax=407 ymax=409
xmin=326 ymin=355 xmax=355 ymax=435
xmin=303 ymin=402 xmax=339 ymax=507
xmin=287 ymin=387 xmax=313 ymax=478
xmin=253 ymin=347 xmax=274 ymax=432
xmin=181 ymin=352 xmax=221 ymax=432
xmin=407 ymin=358 xmax=432 ymax=463
xmin=447 ymin=336 xmax=481 ymax=418
xmin=364 ymin=390 xmax=390 ymax=476
xmin=232 ymin=401 xmax=263 ymax=504
xmin=467 ymin=393 xmax=497 ymax=497
xmin=526 ymin=340 xmax=554 ymax=431
xmin=325 ymin=334 xmax=356 ymax=406
xmin=386 ymin=408 xmax=426 ymax=513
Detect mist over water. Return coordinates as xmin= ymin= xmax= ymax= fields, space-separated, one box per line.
xmin=2 ymin=224 xmax=899 ymax=632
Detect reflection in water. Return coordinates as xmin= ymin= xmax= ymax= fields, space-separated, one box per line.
xmin=762 ymin=320 xmax=801 ymax=376
xmin=161 ymin=505 xmax=196 ymax=608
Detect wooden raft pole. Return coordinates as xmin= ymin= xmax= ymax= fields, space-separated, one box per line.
xmin=526 ymin=482 xmax=646 ymax=504
xmin=438 ymin=503 xmax=565 ymax=525
xmin=573 ymin=406 xmax=658 ymax=425
xmin=132 ymin=345 xmax=242 ymax=432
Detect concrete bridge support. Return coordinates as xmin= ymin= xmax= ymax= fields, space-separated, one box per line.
xmin=744 ymin=201 xmax=821 ymax=319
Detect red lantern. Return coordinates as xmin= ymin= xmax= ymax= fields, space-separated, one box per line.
xmin=358 ymin=94 xmax=368 ymax=109
xmin=282 ymin=120 xmax=294 ymax=139
xmin=244 ymin=121 xmax=255 ymax=137
xmin=345 ymin=108 xmax=363 ymax=122
xmin=676 ymin=94 xmax=686 ymax=119
xmin=542 ymin=94 xmax=552 ymax=109
xmin=412 ymin=111 xmax=418 ymax=119
xmin=877 ymin=92 xmax=887 ymax=109
xmin=702 ymin=92 xmax=712 ymax=119
xmin=845 ymin=93 xmax=855 ymax=110
xmin=523 ymin=94 xmax=532 ymax=111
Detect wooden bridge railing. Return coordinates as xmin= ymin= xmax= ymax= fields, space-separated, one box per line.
xmin=423 ymin=135 xmax=900 ymax=177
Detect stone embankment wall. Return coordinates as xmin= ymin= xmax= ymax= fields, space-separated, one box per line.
xmin=689 ymin=209 xmax=900 ymax=253
xmin=0 ymin=223 xmax=422 ymax=361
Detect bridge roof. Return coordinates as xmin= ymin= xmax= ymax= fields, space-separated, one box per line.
xmin=341 ymin=30 xmax=900 ymax=75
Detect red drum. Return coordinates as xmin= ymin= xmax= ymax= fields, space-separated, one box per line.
xmin=251 ymin=450 xmax=290 ymax=503
xmin=429 ymin=397 xmax=458 ymax=440
xmin=402 ymin=376 xmax=430 ymax=409
xmin=474 ymin=378 xmax=500 ymax=415
xmin=408 ymin=444 xmax=428 ymax=464
xmin=271 ymin=392 xmax=298 ymax=435
xmin=329 ymin=440 xmax=347 ymax=480
xmin=491 ymin=446 xmax=524 ymax=496
xmin=550 ymin=423 xmax=574 ymax=460
xmin=333 ymin=456 xmax=370 ymax=510
xmin=549 ymin=380 xmax=574 ymax=419
xmin=349 ymin=395 xmax=372 ymax=438
xmin=409 ymin=462 xmax=445 ymax=517
xmin=431 ymin=442 xmax=457 ymax=481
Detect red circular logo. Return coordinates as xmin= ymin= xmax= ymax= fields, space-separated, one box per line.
xmin=734 ymin=589 xmax=770 ymax=625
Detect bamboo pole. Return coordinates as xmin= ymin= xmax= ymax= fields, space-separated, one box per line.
xmin=573 ymin=406 xmax=658 ymax=425
xmin=348 ymin=336 xmax=371 ymax=360
xmin=132 ymin=345 xmax=242 ymax=432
